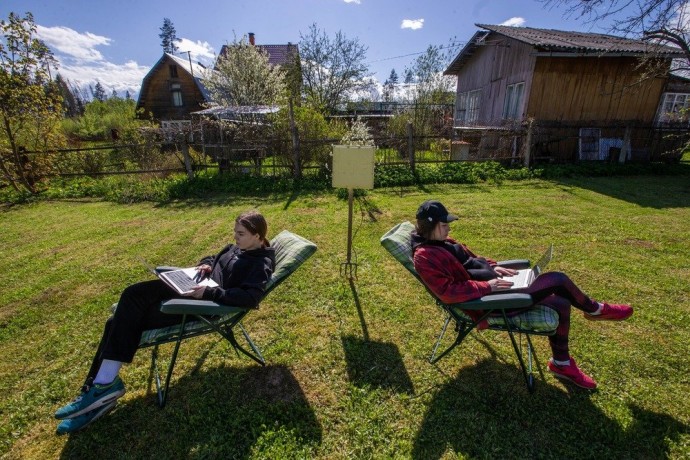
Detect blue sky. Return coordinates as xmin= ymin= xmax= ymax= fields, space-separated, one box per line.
xmin=2 ymin=0 xmax=613 ymax=98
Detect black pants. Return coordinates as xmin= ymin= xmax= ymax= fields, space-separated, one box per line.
xmin=86 ymin=280 xmax=184 ymax=381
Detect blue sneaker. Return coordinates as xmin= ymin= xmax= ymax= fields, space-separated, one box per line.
xmin=54 ymin=376 xmax=125 ymax=420
xmin=56 ymin=400 xmax=117 ymax=435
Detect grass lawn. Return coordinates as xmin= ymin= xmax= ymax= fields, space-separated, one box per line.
xmin=1 ymin=175 xmax=688 ymax=459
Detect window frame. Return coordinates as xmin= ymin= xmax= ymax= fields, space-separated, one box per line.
xmin=502 ymin=82 xmax=525 ymax=120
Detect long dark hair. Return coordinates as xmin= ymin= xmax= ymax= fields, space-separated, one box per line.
xmin=236 ymin=211 xmax=269 ymax=247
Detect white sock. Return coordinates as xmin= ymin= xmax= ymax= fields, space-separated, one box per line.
xmin=589 ymin=302 xmax=604 ymax=315
xmin=553 ymin=358 xmax=571 ymax=366
xmin=94 ymin=359 xmax=122 ymax=385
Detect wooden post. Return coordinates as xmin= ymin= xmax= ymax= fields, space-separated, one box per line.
xmin=407 ymin=121 xmax=415 ymax=174
xmin=180 ymin=138 xmax=194 ymax=179
xmin=619 ymin=125 xmax=631 ymax=163
xmin=288 ymin=98 xmax=301 ymax=179
xmin=523 ymin=120 xmax=533 ymax=167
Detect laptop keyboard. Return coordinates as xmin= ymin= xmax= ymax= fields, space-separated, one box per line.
xmin=165 ymin=270 xmax=197 ymax=292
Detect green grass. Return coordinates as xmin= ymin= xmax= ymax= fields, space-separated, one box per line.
xmin=1 ymin=175 xmax=689 ymax=459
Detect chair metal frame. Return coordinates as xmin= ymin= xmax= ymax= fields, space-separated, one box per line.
xmin=381 ymin=222 xmax=556 ymax=392
xmin=139 ymin=230 xmax=317 ymax=407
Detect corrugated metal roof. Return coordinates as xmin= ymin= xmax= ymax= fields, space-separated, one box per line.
xmin=445 ymin=24 xmax=684 ymax=75
xmin=477 ymin=24 xmax=682 ymax=54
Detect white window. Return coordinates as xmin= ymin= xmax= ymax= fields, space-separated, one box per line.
xmin=171 ymin=83 xmax=183 ymax=107
xmin=503 ymin=82 xmax=525 ymax=120
xmin=455 ymin=89 xmax=482 ymax=124
xmin=656 ymin=92 xmax=690 ymax=125
xmin=466 ymin=89 xmax=481 ymax=124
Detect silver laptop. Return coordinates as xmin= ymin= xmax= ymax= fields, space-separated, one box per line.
xmin=499 ymin=244 xmax=553 ymax=290
xmin=158 ymin=268 xmax=215 ymax=295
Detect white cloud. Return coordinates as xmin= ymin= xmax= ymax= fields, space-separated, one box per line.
xmin=500 ymin=17 xmax=526 ymax=27
xmin=344 ymin=0 xmax=361 ymax=3
xmin=35 ymin=24 xmax=148 ymax=96
xmin=36 ymin=25 xmax=111 ymax=62
xmin=58 ymin=60 xmax=150 ymax=96
xmin=401 ymin=19 xmax=424 ymax=30
xmin=400 ymin=19 xmax=424 ymax=30
xmin=174 ymin=38 xmax=216 ymax=65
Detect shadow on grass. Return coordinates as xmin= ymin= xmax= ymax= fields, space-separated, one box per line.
xmin=412 ymin=359 xmax=688 ymax=459
xmin=342 ymin=279 xmax=414 ymax=394
xmin=341 ymin=335 xmax=415 ymax=395
xmin=554 ymin=173 xmax=690 ymax=209
xmin=60 ymin=364 xmax=322 ymax=459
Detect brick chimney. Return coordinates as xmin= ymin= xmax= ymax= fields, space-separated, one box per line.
xmin=248 ymin=32 xmax=255 ymax=45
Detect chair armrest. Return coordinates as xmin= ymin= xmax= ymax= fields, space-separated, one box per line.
xmin=447 ymin=293 xmax=534 ymax=311
xmin=496 ymin=259 xmax=530 ymax=269
xmin=155 ymin=266 xmax=181 ymax=274
xmin=160 ymin=299 xmax=248 ymax=316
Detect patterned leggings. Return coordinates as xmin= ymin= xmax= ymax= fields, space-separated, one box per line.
xmin=521 ymin=271 xmax=599 ymax=361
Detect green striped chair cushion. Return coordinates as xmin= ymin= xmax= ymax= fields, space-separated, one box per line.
xmin=380 ymin=221 xmax=558 ymax=332
xmin=111 ymin=230 xmax=317 ymax=348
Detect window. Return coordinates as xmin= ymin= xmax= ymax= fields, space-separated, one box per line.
xmin=656 ymin=92 xmax=690 ymax=125
xmin=455 ymin=89 xmax=482 ymax=124
xmin=169 ymin=65 xmax=178 ymax=78
xmin=171 ymin=83 xmax=183 ymax=107
xmin=502 ymin=82 xmax=525 ymax=120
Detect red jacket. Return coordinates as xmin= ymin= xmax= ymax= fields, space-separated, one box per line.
xmin=413 ymin=237 xmax=495 ymax=305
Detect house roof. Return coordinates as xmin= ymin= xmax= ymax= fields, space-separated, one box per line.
xmin=217 ymin=43 xmax=299 ymax=67
xmin=445 ymin=24 xmax=686 ymax=74
xmin=136 ymin=53 xmax=214 ymax=108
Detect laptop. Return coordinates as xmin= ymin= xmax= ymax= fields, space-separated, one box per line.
xmin=498 ymin=244 xmax=553 ymax=290
xmin=158 ymin=267 xmax=218 ymax=295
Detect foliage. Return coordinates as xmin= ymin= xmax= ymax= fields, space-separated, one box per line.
xmin=159 ymin=18 xmax=178 ymax=54
xmin=340 ymin=118 xmax=374 ymax=146
xmin=271 ymin=105 xmax=346 ymax=171
xmin=0 ymin=11 xmax=65 ymax=194
xmin=542 ymin=0 xmax=690 ymax=73
xmin=299 ymin=23 xmax=373 ymax=114
xmin=61 ymin=97 xmax=141 ymax=141
xmin=205 ymin=37 xmax=287 ymax=107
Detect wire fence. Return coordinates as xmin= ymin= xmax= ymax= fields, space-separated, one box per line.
xmin=14 ymin=122 xmax=689 ymax=181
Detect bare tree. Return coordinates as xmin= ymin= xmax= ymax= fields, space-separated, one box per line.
xmin=541 ymin=0 xmax=689 ymax=72
xmin=299 ymin=23 xmax=373 ymax=114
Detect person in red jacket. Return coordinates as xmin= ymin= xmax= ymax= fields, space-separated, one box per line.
xmin=412 ymin=200 xmax=633 ymax=390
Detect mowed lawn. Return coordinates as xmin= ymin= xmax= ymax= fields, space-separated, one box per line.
xmin=1 ymin=175 xmax=688 ymax=459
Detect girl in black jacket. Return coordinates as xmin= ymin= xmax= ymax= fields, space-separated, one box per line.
xmin=54 ymin=211 xmax=275 ymax=434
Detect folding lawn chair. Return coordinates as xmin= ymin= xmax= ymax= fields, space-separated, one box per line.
xmin=112 ymin=230 xmax=317 ymax=407
xmin=380 ymin=221 xmax=558 ymax=392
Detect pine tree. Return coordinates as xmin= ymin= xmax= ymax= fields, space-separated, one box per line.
xmin=159 ymin=18 xmax=178 ymax=54
xmin=404 ymin=68 xmax=413 ymax=84
xmin=92 ymin=82 xmax=106 ymax=102
xmin=125 ymin=90 xmax=131 ymax=100
xmin=389 ymin=68 xmax=399 ymax=85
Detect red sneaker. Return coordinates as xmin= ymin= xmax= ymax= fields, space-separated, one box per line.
xmin=585 ymin=303 xmax=633 ymax=321
xmin=547 ymin=357 xmax=597 ymax=389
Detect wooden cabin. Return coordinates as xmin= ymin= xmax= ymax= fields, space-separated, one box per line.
xmin=444 ymin=25 xmax=687 ymax=162
xmin=136 ymin=53 xmax=211 ymax=123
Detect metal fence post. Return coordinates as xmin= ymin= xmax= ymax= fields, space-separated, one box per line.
xmin=407 ymin=121 xmax=415 ymax=174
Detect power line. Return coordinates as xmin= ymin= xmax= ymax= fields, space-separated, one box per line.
xmin=365 ymin=41 xmax=467 ymax=65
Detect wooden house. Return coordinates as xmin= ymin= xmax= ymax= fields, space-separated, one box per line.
xmin=444 ymin=24 xmax=688 ymax=162
xmin=136 ymin=53 xmax=212 ymax=127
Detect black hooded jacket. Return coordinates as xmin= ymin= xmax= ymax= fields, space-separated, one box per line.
xmin=198 ymin=244 xmax=275 ymax=308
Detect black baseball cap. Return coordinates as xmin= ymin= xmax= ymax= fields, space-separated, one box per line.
xmin=416 ymin=200 xmax=458 ymax=223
